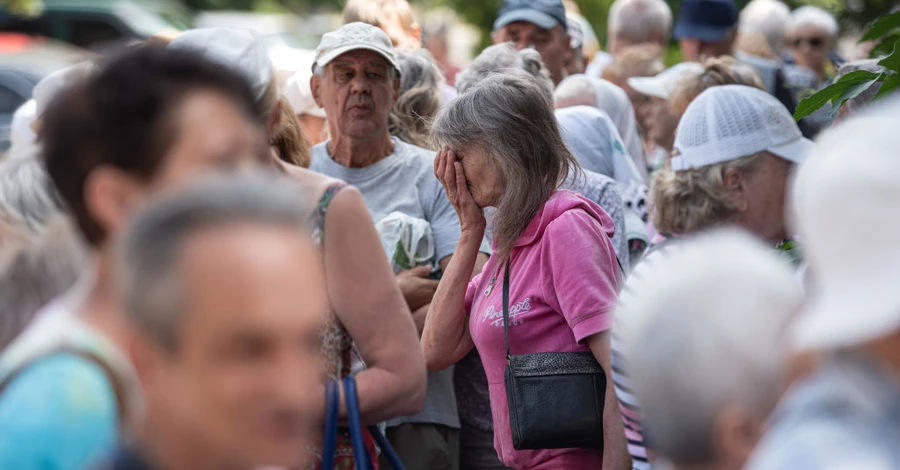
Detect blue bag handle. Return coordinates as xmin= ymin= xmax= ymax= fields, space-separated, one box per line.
xmin=321 ymin=376 xmax=406 ymax=470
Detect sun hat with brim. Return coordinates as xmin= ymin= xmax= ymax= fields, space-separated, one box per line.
xmin=168 ymin=27 xmax=272 ymax=101
xmin=284 ymin=70 xmax=326 ymax=119
xmin=627 ymin=62 xmax=704 ymax=100
xmin=671 ymin=85 xmax=813 ymax=171
xmin=674 ymin=0 xmax=739 ymax=42
xmin=493 ymin=0 xmax=567 ymax=31
xmin=313 ymin=22 xmax=399 ymax=74
xmin=790 ymin=104 xmax=900 ymax=351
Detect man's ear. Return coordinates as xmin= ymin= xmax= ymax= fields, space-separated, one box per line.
xmin=723 ymin=166 xmax=749 ymax=212
xmin=491 ymin=29 xmax=503 ymax=45
xmin=409 ymin=23 xmax=423 ymax=49
xmin=83 ymin=165 xmax=147 ymax=242
xmin=311 ymin=73 xmax=324 ymax=108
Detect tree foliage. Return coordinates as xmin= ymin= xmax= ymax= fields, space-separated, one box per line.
xmin=794 ymin=11 xmax=900 ymax=120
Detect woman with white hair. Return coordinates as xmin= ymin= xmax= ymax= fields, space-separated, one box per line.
xmin=787 ymin=6 xmax=840 ymax=82
xmin=617 ymin=229 xmax=804 ymax=470
xmin=423 ymin=72 xmax=630 ymax=470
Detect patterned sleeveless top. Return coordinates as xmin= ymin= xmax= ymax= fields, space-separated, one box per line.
xmin=312 ymin=182 xmax=354 ymax=380
xmin=307 ymin=182 xmax=378 ymax=470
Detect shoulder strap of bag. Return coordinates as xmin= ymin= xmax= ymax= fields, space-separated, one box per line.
xmin=0 ymin=346 xmax=128 ymax=428
xmin=321 ymin=379 xmax=340 ymax=469
xmin=502 ymin=260 xmax=511 ymax=361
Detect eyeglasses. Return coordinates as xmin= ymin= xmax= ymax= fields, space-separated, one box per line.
xmin=791 ymin=37 xmax=825 ymax=49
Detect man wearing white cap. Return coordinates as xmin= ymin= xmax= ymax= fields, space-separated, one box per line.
xmin=310 ymin=22 xmax=488 ymax=469
xmin=746 ymin=99 xmax=900 ymax=470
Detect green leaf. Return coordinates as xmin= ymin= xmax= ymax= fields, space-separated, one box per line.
xmin=861 ymin=11 xmax=900 ymax=42
xmin=876 ymin=72 xmax=900 ymax=98
xmin=871 ymin=34 xmax=900 ymax=59
xmin=878 ymin=39 xmax=900 ymax=71
xmin=828 ymin=76 xmax=883 ymax=117
xmin=794 ymin=70 xmax=882 ymax=120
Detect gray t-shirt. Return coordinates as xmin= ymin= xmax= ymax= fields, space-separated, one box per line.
xmin=310 ymin=138 xmax=470 ymax=429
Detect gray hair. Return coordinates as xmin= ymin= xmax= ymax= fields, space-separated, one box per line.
xmin=618 ymin=228 xmax=803 ymax=465
xmin=0 ymin=216 xmax=88 ymax=350
xmin=608 ymin=0 xmax=673 ymax=46
xmin=739 ymin=0 xmax=792 ymax=55
xmin=651 ymin=153 xmax=763 ymax=236
xmin=456 ymin=43 xmax=555 ymax=103
xmin=553 ymin=75 xmax=598 ymax=108
xmin=389 ymin=49 xmax=444 ymax=149
xmin=432 ymin=72 xmax=578 ymax=264
xmin=115 ymin=172 xmax=312 ymax=351
xmin=789 ymin=6 xmax=839 ymax=37
xmin=0 ymin=157 xmax=65 ymax=238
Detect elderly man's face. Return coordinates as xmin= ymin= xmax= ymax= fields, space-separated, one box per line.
xmin=311 ymin=49 xmax=400 ymax=141
xmin=133 ymin=222 xmax=328 ymax=469
xmin=727 ymin=153 xmax=794 ymax=244
xmin=493 ymin=21 xmax=570 ymax=85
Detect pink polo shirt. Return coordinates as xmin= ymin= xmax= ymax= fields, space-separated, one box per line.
xmin=465 ymin=190 xmax=619 ymax=469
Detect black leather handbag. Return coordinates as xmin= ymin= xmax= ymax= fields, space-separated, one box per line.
xmin=501 ymin=262 xmax=608 ymax=450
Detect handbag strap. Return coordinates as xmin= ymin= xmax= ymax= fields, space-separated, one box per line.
xmin=342 ymin=375 xmax=407 ymax=470
xmin=502 ymin=260 xmax=511 ymax=361
xmin=321 ymin=379 xmax=340 ymax=469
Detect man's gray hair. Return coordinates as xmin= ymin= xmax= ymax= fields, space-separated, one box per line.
xmin=0 ymin=157 xmax=64 ymax=238
xmin=0 ymin=216 xmax=87 ymax=350
xmin=456 ymin=43 xmax=555 ymax=102
xmin=617 ymin=228 xmax=803 ymax=465
xmin=553 ymin=74 xmax=598 ymax=108
xmin=739 ymin=0 xmax=792 ymax=55
xmin=608 ymin=0 xmax=673 ymax=46
xmin=115 ymin=172 xmax=312 ymax=351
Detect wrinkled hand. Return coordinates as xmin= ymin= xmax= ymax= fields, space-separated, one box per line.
xmin=397 ymin=266 xmax=439 ymax=312
xmin=435 ymin=147 xmax=486 ymax=233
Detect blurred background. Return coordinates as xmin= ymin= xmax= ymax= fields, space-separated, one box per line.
xmin=0 ymin=0 xmax=891 ymax=151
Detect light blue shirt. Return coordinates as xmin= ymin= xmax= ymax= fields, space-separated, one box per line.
xmin=0 ymin=354 xmax=117 ymax=470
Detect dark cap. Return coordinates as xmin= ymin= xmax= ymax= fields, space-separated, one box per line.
xmin=674 ymin=0 xmax=738 ymax=42
xmin=493 ymin=0 xmax=567 ymax=32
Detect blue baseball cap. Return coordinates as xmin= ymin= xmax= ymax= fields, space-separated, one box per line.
xmin=493 ymin=0 xmax=567 ymax=32
xmin=674 ymin=0 xmax=738 ymax=42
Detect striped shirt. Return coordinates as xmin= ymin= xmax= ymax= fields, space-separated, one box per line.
xmin=611 ymin=240 xmax=676 ymax=470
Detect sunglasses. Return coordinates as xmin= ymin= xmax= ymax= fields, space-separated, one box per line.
xmin=791 ymin=37 xmax=825 ymax=49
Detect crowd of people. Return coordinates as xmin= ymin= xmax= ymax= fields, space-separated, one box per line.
xmin=0 ymin=0 xmax=896 ymax=469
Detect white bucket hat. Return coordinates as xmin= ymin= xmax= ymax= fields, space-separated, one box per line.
xmin=313 ymin=22 xmax=399 ymax=73
xmin=671 ymin=85 xmax=813 ymax=171
xmin=169 ymin=27 xmax=272 ymax=100
xmin=627 ymin=62 xmax=704 ymax=100
xmin=791 ymin=98 xmax=900 ymax=351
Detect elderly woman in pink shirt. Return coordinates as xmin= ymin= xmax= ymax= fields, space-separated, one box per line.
xmin=422 ymin=71 xmax=631 ymax=470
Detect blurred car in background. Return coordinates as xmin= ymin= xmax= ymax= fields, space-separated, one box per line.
xmin=0 ymin=0 xmax=190 ymax=51
xmin=0 ymin=33 xmax=94 ymax=152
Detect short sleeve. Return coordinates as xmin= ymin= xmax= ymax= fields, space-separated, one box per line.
xmin=0 ymin=354 xmax=118 ymax=470
xmin=541 ymin=209 xmax=619 ymax=342
xmin=464 ymin=272 xmax=485 ymax=315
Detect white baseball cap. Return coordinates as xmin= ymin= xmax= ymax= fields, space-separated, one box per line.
xmin=283 ymin=70 xmax=326 ymax=119
xmin=313 ymin=22 xmax=399 ymax=73
xmin=671 ymin=85 xmax=812 ymax=171
xmin=33 ymin=62 xmax=94 ymax=116
xmin=169 ymin=27 xmax=272 ymax=100
xmin=791 ymin=99 xmax=900 ymax=351
xmin=627 ymin=62 xmax=704 ymax=100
